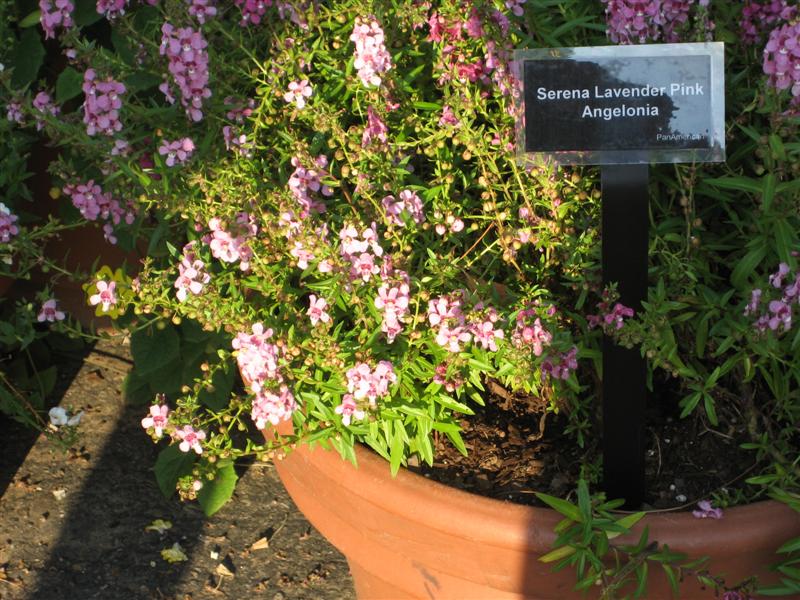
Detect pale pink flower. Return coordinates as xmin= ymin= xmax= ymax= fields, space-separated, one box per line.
xmin=175 ymin=425 xmax=206 ymax=454
xmin=362 ymin=105 xmax=388 ymax=147
xmin=89 ymin=280 xmax=117 ymax=312
xmin=141 ymin=404 xmax=170 ymax=438
xmin=284 ymin=79 xmax=313 ymax=109
xmin=335 ymin=394 xmax=365 ymax=426
xmin=307 ymin=295 xmax=330 ymax=326
xmin=251 ymin=385 xmax=296 ymax=428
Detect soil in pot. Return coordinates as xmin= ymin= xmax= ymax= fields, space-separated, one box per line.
xmin=409 ymin=372 xmax=759 ymax=510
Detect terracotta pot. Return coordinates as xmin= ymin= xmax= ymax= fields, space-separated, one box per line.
xmin=272 ymin=420 xmax=800 ymax=599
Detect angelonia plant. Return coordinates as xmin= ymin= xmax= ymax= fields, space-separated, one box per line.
xmin=3 ymin=0 xmax=800 ymax=595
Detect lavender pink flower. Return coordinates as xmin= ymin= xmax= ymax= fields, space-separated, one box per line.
xmin=763 ymin=20 xmax=800 ymax=107
xmin=233 ymin=323 xmax=282 ymax=393
xmin=235 ymin=0 xmax=272 ymax=25
xmin=345 ymin=361 xmax=396 ymax=406
xmin=692 ymin=499 xmax=723 ymax=519
xmin=362 ymin=105 xmax=388 ymax=147
xmin=0 ymin=203 xmax=20 ymax=243
xmin=335 ymin=395 xmax=365 ymax=426
xmin=37 ymin=299 xmax=66 ymax=323
xmin=187 ymin=0 xmax=217 ymax=24
xmin=307 ymin=294 xmax=330 ymax=326
xmin=158 ymin=137 xmax=195 ymax=166
xmin=160 ymin=23 xmax=211 ymax=121
xmin=174 ymin=244 xmax=210 ymax=302
xmin=251 ymin=384 xmax=296 ymax=428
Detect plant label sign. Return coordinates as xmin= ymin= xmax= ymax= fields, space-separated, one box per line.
xmin=513 ymin=43 xmax=725 ymax=165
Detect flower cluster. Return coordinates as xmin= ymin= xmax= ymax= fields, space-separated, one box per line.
xmin=96 ymin=0 xmax=128 ymax=19
xmin=374 ymin=274 xmax=410 ymax=343
xmin=763 ymin=20 xmax=800 ymax=107
xmin=205 ymin=213 xmax=257 ymax=271
xmin=587 ymin=297 xmax=636 ymax=334
xmin=362 ymin=105 xmax=388 ymax=147
xmin=174 ymin=243 xmax=210 ymax=302
xmin=158 ymin=137 xmax=195 ymax=167
xmin=62 ymin=180 xmax=136 ymax=244
xmin=82 ymin=69 xmax=125 ymax=136
xmin=350 ymin=17 xmax=393 ymax=87
xmin=175 ymin=425 xmax=206 ymax=454
xmin=428 ymin=293 xmax=471 ymax=352
xmin=160 ymin=23 xmax=211 ymax=122
xmin=233 ymin=323 xmax=297 ymax=428
xmin=39 ymin=0 xmax=74 ymax=39
xmin=339 ymin=223 xmax=384 ymax=284
xmin=542 ymin=347 xmax=579 ymax=381
xmin=32 ymin=91 xmax=60 ymax=131
xmin=746 ymin=262 xmax=800 ymax=332
xmin=0 ymin=203 xmax=19 ymax=243
xmin=512 ymin=308 xmax=553 ymax=356
xmin=288 ymin=155 xmax=332 ymax=218
xmin=341 ymin=360 xmax=396 ymax=420
xmin=382 ymin=190 xmax=425 ymax=227
xmin=602 ymin=0 xmax=709 ymax=44
xmin=741 ymin=0 xmax=797 ymax=44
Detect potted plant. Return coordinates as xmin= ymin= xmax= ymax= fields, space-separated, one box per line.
xmin=8 ymin=0 xmax=800 ymax=597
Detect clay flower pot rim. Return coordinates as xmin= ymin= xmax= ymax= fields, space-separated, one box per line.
xmin=275 ymin=419 xmax=792 ymax=556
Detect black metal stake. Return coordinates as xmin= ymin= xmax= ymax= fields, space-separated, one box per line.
xmin=601 ymin=164 xmax=649 ymax=509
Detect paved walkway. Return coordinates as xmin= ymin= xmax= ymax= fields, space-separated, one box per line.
xmin=0 ymin=339 xmax=355 ymax=600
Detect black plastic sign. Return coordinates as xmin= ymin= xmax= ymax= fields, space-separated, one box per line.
xmin=514 ymin=43 xmax=725 ymax=165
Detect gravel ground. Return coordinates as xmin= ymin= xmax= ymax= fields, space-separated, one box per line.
xmin=0 ymin=339 xmax=356 ymax=600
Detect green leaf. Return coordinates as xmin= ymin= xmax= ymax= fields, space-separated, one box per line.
xmin=389 ymin=419 xmax=405 ymax=475
xmin=198 ymin=462 xmax=238 ymax=516
xmin=10 ymin=29 xmax=46 ymax=88
xmin=131 ymin=325 xmax=181 ymax=377
xmin=778 ymin=536 xmax=800 ymax=554
xmin=608 ymin=511 xmax=646 ymax=539
xmin=539 ymin=544 xmax=576 ymax=563
xmin=122 ymin=370 xmax=155 ymax=405
xmin=731 ymin=245 xmax=767 ymax=289
xmin=19 ymin=10 xmax=41 ymax=28
xmin=534 ymin=492 xmax=582 ymax=522
xmin=124 ymin=72 xmax=162 ymax=94
xmin=198 ymin=364 xmax=235 ymax=411
xmin=55 ymin=67 xmax=83 ymax=104
xmin=73 ymin=0 xmax=103 ymax=26
xmin=154 ymin=445 xmax=196 ymax=499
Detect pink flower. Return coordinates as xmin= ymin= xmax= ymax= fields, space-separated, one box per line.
xmin=37 ymin=299 xmax=65 ymax=323
xmin=235 ymin=0 xmax=273 ymax=25
xmin=744 ymin=289 xmax=762 ymax=316
xmin=89 ymin=280 xmax=117 ymax=312
xmin=307 ymin=294 xmax=330 ymax=326
xmin=692 ymin=500 xmax=723 ymax=519
xmin=471 ymin=317 xmax=505 ymax=352
xmin=382 ymin=190 xmax=425 ymax=227
xmin=175 ymin=425 xmax=206 ymax=454
xmin=141 ymin=404 xmax=170 ymax=438
xmin=335 ymin=394 xmax=365 ymax=426
xmin=284 ymin=79 xmax=313 ymax=109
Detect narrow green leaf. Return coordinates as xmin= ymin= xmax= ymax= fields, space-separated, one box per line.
xmin=535 ymin=492 xmax=582 ymax=522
